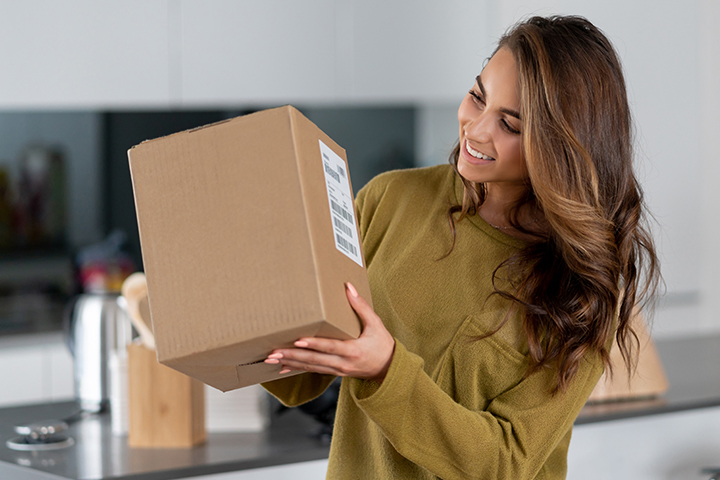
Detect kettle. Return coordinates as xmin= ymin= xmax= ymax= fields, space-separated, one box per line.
xmin=65 ymin=293 xmax=131 ymax=412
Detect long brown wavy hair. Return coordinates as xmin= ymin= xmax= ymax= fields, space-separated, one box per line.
xmin=450 ymin=15 xmax=660 ymax=393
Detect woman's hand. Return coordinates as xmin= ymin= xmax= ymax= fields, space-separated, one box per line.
xmin=264 ymin=283 xmax=395 ymax=382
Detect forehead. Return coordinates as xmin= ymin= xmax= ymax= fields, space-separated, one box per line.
xmin=478 ymin=47 xmax=520 ymax=106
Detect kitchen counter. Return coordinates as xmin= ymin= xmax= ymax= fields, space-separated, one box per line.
xmin=576 ymin=333 xmax=720 ymax=424
xmin=0 ymin=401 xmax=330 ymax=480
xmin=0 ymin=333 xmax=718 ymax=480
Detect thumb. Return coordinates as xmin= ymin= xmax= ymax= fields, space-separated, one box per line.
xmin=345 ymin=283 xmax=380 ymax=332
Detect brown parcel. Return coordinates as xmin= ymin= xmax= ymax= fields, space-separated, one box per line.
xmin=127 ymin=106 xmax=370 ymax=392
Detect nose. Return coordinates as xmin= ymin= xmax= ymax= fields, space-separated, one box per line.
xmin=464 ymin=110 xmax=492 ymax=144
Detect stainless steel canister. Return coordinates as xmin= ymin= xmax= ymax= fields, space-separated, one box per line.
xmin=66 ymin=293 xmax=128 ymax=412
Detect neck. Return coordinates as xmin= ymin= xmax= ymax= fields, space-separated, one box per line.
xmin=478 ymin=183 xmax=543 ymax=239
xmin=480 ymin=183 xmax=528 ymax=225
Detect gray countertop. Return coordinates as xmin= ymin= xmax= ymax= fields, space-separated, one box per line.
xmin=576 ymin=334 xmax=720 ymax=424
xmin=0 ymin=402 xmax=330 ymax=480
xmin=0 ymin=334 xmax=718 ymax=480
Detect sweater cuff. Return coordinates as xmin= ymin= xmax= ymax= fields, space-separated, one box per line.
xmin=348 ymin=340 xmax=424 ymax=407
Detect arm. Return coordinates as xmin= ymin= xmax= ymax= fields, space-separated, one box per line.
xmin=349 ymin=331 xmax=603 ymax=479
xmin=266 ymin=285 xmax=602 ymax=479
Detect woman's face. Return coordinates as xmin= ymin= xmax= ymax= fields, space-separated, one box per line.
xmin=457 ymin=47 xmax=527 ymax=190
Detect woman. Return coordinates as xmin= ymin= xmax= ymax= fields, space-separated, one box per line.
xmin=263 ymin=15 xmax=659 ymax=479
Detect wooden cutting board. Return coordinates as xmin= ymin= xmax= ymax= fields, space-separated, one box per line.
xmin=588 ymin=312 xmax=669 ymax=402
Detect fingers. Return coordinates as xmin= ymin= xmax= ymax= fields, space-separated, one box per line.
xmin=261 ymin=283 xmax=394 ymax=380
xmin=345 ymin=283 xmax=381 ymax=331
xmin=265 ymin=347 xmax=349 ymax=376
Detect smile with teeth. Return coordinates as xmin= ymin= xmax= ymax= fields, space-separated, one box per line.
xmin=465 ymin=141 xmax=495 ymax=161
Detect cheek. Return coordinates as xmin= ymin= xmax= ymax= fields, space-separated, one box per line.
xmin=502 ymin=138 xmax=527 ymax=172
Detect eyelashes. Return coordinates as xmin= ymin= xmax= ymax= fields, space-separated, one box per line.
xmin=469 ymin=90 xmax=483 ymax=103
xmin=467 ymin=90 xmax=521 ymax=135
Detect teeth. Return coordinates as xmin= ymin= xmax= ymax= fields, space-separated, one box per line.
xmin=466 ymin=142 xmax=494 ymax=161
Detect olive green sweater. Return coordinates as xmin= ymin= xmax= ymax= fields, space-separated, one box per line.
xmin=263 ymin=165 xmax=604 ymax=479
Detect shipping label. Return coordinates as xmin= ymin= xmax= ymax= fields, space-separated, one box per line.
xmin=319 ymin=140 xmax=363 ymax=267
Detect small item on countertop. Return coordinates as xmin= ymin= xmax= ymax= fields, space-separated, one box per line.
xmin=120 ymin=272 xmax=155 ymax=350
xmin=127 ymin=340 xmax=206 ymax=448
xmin=5 ymin=411 xmax=90 ymax=451
xmin=66 ymin=293 xmax=128 ymax=413
xmin=588 ymin=310 xmax=669 ymax=402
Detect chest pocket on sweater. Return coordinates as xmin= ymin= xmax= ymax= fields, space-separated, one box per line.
xmin=435 ymin=315 xmax=530 ymax=411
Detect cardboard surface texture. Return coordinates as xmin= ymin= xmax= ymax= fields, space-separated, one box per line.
xmin=128 ymin=106 xmax=370 ymax=391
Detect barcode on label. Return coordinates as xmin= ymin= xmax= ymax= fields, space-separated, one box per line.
xmin=330 ymin=199 xmax=353 ymax=223
xmin=336 ymin=234 xmax=358 ymax=256
xmin=324 ymin=161 xmax=340 ymax=183
xmin=333 ymin=217 xmax=353 ymax=238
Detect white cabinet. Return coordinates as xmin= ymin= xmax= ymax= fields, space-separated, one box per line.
xmin=179 ymin=0 xmax=337 ymax=106
xmin=568 ymin=407 xmax=720 ymax=480
xmin=0 ymin=332 xmax=74 ymax=407
xmin=0 ymin=0 xmax=493 ymax=108
xmin=0 ymin=1 xmax=172 ymax=108
xmin=348 ymin=0 xmax=491 ymax=103
xmin=179 ymin=0 xmax=492 ymax=106
xmin=196 ymin=460 xmax=329 ymax=480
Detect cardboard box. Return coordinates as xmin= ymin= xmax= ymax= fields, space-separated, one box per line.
xmin=128 ymin=106 xmax=370 ymax=391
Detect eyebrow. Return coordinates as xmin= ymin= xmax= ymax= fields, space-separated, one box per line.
xmin=475 ymin=75 xmax=522 ymax=121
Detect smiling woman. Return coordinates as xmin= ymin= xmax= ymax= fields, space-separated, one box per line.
xmin=262 ymin=15 xmax=660 ymax=480
xmin=457 ymin=47 xmax=532 ymax=232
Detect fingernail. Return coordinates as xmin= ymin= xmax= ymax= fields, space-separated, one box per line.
xmin=267 ymin=353 xmax=283 ymax=359
xmin=279 ymin=368 xmax=291 ymax=374
xmin=265 ymin=358 xmax=279 ymax=364
xmin=294 ymin=340 xmax=309 ymax=348
xmin=346 ymin=282 xmax=358 ymax=298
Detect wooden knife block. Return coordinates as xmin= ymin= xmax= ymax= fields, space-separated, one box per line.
xmin=127 ymin=342 xmax=206 ymax=447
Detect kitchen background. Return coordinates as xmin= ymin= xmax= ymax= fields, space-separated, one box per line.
xmin=0 ymin=0 xmax=717 ymax=394
xmin=0 ymin=1 xmax=718 ymax=479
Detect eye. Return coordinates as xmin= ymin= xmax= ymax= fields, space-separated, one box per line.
xmin=468 ymin=90 xmax=484 ymax=106
xmin=501 ymin=119 xmax=521 ymax=135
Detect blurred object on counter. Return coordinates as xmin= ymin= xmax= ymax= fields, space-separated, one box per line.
xmin=120 ymin=272 xmax=154 ymax=349
xmin=110 ymin=294 xmax=135 ymax=435
xmin=118 ymin=273 xmax=269 ymax=435
xmin=76 ymin=230 xmax=135 ymax=293
xmin=65 ymin=292 xmax=128 ymax=413
xmin=120 ymin=270 xmax=205 ymax=447
xmin=588 ymin=311 xmax=669 ymax=402
xmin=127 ymin=340 xmax=206 ymax=448
xmin=205 ymin=385 xmax=270 ymax=433
xmin=15 ymin=144 xmax=67 ymax=248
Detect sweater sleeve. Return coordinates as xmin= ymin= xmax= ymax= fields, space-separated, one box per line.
xmin=347 ymin=340 xmax=603 ymax=479
xmin=261 ymin=373 xmax=336 ymax=407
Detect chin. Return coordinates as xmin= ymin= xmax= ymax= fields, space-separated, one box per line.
xmin=457 ymin=160 xmax=485 ymax=184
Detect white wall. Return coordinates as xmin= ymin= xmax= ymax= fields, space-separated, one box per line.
xmin=417 ymin=0 xmax=719 ymax=339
